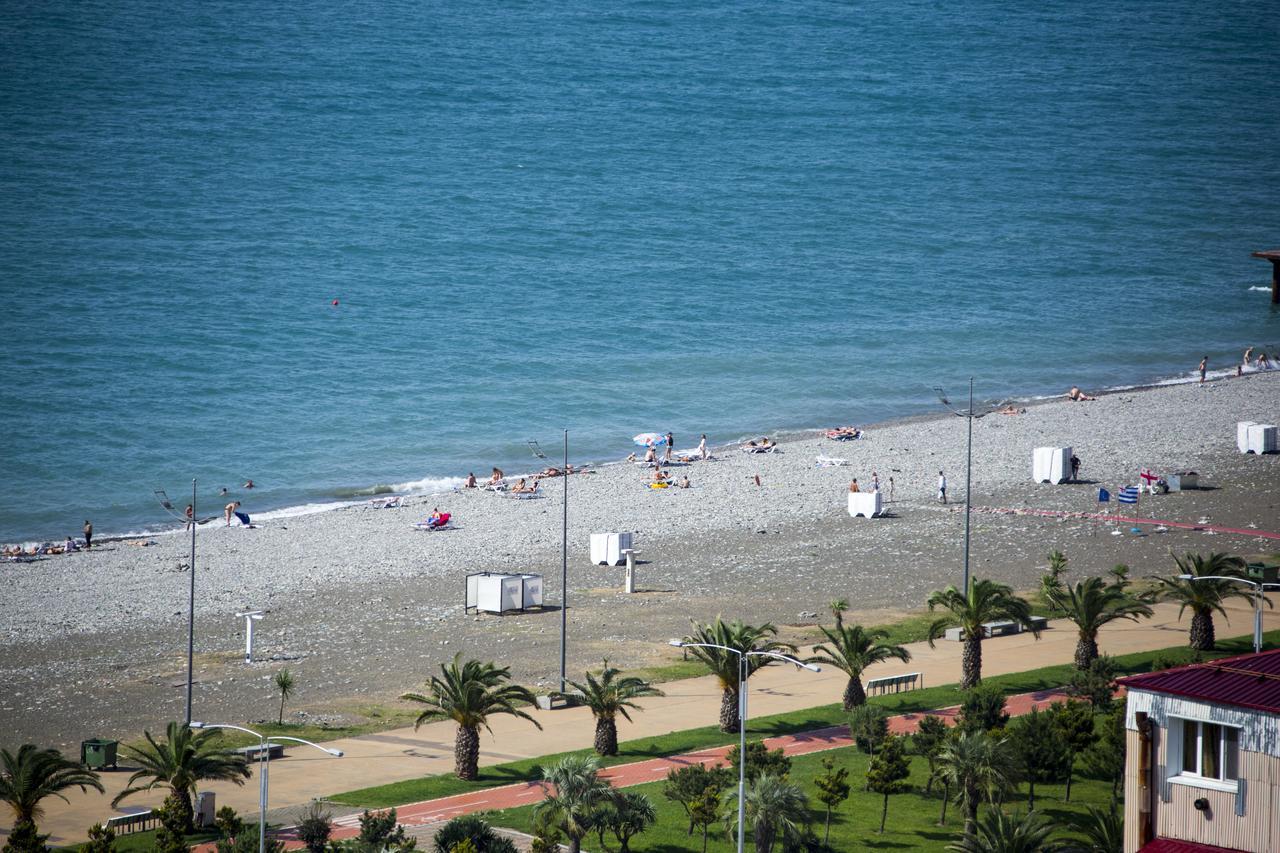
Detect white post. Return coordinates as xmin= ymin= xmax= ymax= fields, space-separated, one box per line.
xmin=1254 ymin=587 xmax=1263 ymax=655
xmin=623 ymin=549 xmax=636 ymax=594
xmin=237 ymin=611 xmax=265 ymax=664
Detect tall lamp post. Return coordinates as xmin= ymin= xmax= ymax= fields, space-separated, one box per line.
xmin=669 ymin=640 xmax=819 ymax=853
xmin=529 ymin=431 xmax=570 ymax=692
xmin=154 ymin=479 xmax=198 ymax=724
xmin=935 ymin=380 xmax=998 ymax=594
xmin=191 ymin=722 xmax=342 ymax=853
xmin=1178 ymin=574 xmax=1279 ymax=654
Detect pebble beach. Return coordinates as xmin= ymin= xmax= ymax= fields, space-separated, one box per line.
xmin=3 ymin=372 xmax=1279 ymax=749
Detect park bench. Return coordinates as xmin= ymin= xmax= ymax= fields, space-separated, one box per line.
xmin=233 ymin=742 xmax=286 ymax=761
xmin=535 ymin=690 xmax=585 ymax=711
xmin=865 ymin=672 xmax=922 ymax=696
xmin=943 ymin=616 xmax=1049 ymax=642
xmin=105 ymin=810 xmax=156 ymax=834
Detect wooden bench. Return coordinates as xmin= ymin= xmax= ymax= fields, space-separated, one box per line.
xmin=865 ymin=672 xmax=922 ymax=696
xmin=944 ymin=616 xmax=1048 ymax=642
xmin=233 ymin=743 xmax=286 ymax=761
xmin=106 ymin=811 xmax=156 ymax=834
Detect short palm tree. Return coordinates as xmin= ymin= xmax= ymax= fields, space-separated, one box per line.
xmin=533 ymin=754 xmax=616 ymax=853
xmin=1 ymin=744 xmax=104 ymax=845
xmin=927 ymin=579 xmax=1038 ymax=689
xmin=1067 ymin=804 xmax=1123 ymax=853
xmin=682 ymin=618 xmax=798 ymax=733
xmin=597 ymin=790 xmax=657 ymax=853
xmin=568 ymin=660 xmax=664 ymax=756
xmin=727 ymin=774 xmax=811 ymax=853
xmin=829 ymin=598 xmax=849 ymax=627
xmin=112 ymin=722 xmax=251 ymax=833
xmin=947 ymin=808 xmax=1068 ymax=853
xmin=811 ymin=623 xmax=911 ymax=709
xmin=402 ymin=655 xmax=543 ymax=780
xmin=1051 ymin=576 xmax=1153 ymax=670
xmin=274 ymin=669 xmax=296 ymax=725
xmin=933 ymin=731 xmax=1019 ymax=838
xmin=1152 ymin=552 xmax=1250 ymax=651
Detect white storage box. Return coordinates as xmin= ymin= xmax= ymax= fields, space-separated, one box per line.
xmin=1237 ymin=421 xmax=1257 ymax=453
xmin=465 ymin=572 xmax=543 ymax=614
xmin=847 ymin=491 xmax=883 ymax=518
xmin=1246 ymin=424 xmax=1277 ymax=455
xmin=1033 ymin=447 xmax=1072 ymax=484
xmin=590 ymin=532 xmax=633 ymax=566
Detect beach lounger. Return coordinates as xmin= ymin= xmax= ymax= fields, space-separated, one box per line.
xmin=741 ymin=445 xmax=777 ymax=454
xmin=412 ymin=512 xmax=452 ymax=531
xmin=815 ymin=456 xmax=849 ymax=467
xmin=368 ymin=495 xmax=403 ymax=509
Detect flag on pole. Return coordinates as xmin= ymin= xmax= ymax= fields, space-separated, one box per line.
xmin=1098 ymin=487 xmax=1111 ymax=503
xmin=1117 ymin=486 xmax=1140 ymax=504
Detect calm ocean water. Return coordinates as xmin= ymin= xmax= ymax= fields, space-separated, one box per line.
xmin=2 ymin=1 xmax=1278 ymax=541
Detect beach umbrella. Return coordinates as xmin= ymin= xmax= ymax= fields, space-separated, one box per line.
xmin=632 ymin=432 xmax=667 ymax=447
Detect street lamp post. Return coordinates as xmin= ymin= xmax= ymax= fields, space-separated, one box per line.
xmin=669 ymin=640 xmax=819 ymax=853
xmin=1178 ymin=574 xmax=1280 ymax=654
xmin=529 ymin=431 xmax=571 ymax=692
xmin=935 ymin=380 xmax=998 ymax=594
xmin=191 ymin=722 xmax=342 ymax=853
xmin=154 ymin=480 xmax=199 ymax=724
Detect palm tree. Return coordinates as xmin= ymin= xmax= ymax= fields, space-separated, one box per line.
xmin=597 ymin=790 xmax=657 ymax=853
xmin=829 ymin=598 xmax=849 ymax=627
xmin=682 ymin=618 xmax=798 ymax=733
xmin=402 ymin=655 xmax=542 ymax=780
xmin=1066 ymin=804 xmax=1123 ymax=853
xmin=112 ymin=722 xmax=251 ymax=833
xmin=1040 ymin=551 xmax=1069 ymax=611
xmin=568 ymin=660 xmax=664 ymax=756
xmin=533 ymin=754 xmax=616 ymax=853
xmin=927 ymin=579 xmax=1038 ymax=689
xmin=946 ymin=809 xmax=1068 ymax=852
xmin=726 ymin=774 xmax=810 ymax=853
xmin=1052 ymin=577 xmax=1153 ymax=670
xmin=1152 ymin=552 xmax=1250 ymax=651
xmin=811 ymin=623 xmax=911 ymax=709
xmin=1 ymin=744 xmax=104 ymax=846
xmin=274 ymin=668 xmax=296 ymax=725
xmin=933 ymin=731 xmax=1019 ymax=838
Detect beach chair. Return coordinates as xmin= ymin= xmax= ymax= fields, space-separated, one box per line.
xmin=412 ymin=512 xmax=452 ymax=531
xmin=815 ymin=456 xmax=848 ymax=468
xmin=233 ymin=511 xmax=252 ymax=527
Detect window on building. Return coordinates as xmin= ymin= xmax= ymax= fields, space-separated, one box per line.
xmin=1177 ymin=719 xmax=1239 ymax=781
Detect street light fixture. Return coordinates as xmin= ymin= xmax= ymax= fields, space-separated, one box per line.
xmin=934 ymin=380 xmax=1001 ymax=594
xmin=669 ymin=639 xmax=820 ymax=853
xmin=530 ymin=431 xmax=570 ymax=692
xmin=1177 ymin=574 xmax=1279 ymax=654
xmin=190 ymin=722 xmax=342 ymax=853
xmin=156 ymin=479 xmax=198 ymax=724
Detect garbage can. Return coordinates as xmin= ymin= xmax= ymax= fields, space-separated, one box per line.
xmin=80 ymin=739 xmax=118 ymax=770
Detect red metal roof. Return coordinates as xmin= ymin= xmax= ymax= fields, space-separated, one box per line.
xmin=1140 ymin=838 xmax=1248 ymax=853
xmin=1119 ymin=648 xmax=1280 ymax=715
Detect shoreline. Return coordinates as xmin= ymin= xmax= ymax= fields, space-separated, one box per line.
xmin=6 ymin=359 xmax=1271 ymax=548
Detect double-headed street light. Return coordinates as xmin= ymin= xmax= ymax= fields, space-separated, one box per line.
xmin=191 ymin=722 xmax=342 ymax=853
xmin=669 ymin=640 xmax=819 ymax=853
xmin=530 ymin=431 xmax=570 ymax=692
xmin=1177 ymin=574 xmax=1279 ymax=654
xmin=155 ymin=479 xmax=198 ymax=724
xmin=935 ymin=380 xmax=1000 ymax=594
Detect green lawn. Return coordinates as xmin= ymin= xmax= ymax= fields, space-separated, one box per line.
xmin=488 ymin=735 xmax=1117 ymax=852
xmin=330 ymin=630 xmax=1277 ymax=809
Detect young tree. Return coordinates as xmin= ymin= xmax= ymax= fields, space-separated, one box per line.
xmin=1152 ymin=552 xmax=1250 ymax=651
xmin=596 ymin=790 xmax=657 ymax=853
xmin=1051 ymin=700 xmax=1099 ymax=803
xmin=568 ymin=660 xmax=663 ymax=756
xmin=956 ymin=683 xmax=1009 ymax=734
xmin=849 ymin=704 xmax=890 ymax=756
xmin=689 ymin=786 xmax=720 ymax=853
xmin=1068 ymin=655 xmax=1119 ymax=711
xmin=812 ymin=755 xmax=850 ymax=844
xmin=1040 ymin=550 xmax=1070 ymax=611
xmin=681 ymin=618 xmax=798 ymax=733
xmin=727 ymin=741 xmax=791 ymax=783
xmin=528 ymin=809 xmax=563 ymax=853
xmin=946 ymin=808 xmax=1069 ymax=853
xmin=214 ymin=805 xmax=244 ymax=842
xmin=112 ymin=722 xmax=251 ymax=834
xmin=432 ymin=813 xmax=518 ymax=853
xmin=727 ymin=774 xmax=810 ymax=853
xmin=829 ymin=598 xmax=850 ymax=627
xmin=83 ymin=822 xmax=115 ymax=853
xmin=933 ymin=730 xmax=1019 ymax=838
xmin=1051 ymin=577 xmax=1153 ymax=670
xmin=1108 ymin=564 xmax=1131 ymax=591
xmin=402 ymin=656 xmax=542 ymax=780
xmin=0 ymin=744 xmax=103 ymax=849
xmin=927 ymin=579 xmax=1039 ymax=689
xmin=865 ymin=734 xmax=911 ymax=833
xmin=533 ymin=755 xmax=616 ymax=853
xmin=810 ymin=622 xmax=911 ymax=709
xmin=296 ymin=801 xmax=333 ymax=853
xmin=1006 ymin=708 xmax=1069 ymax=811
xmin=274 ymin=668 xmax=296 ymax=725
xmin=1083 ymin=698 xmax=1127 ymax=805
xmin=664 ymin=763 xmax=731 ymax=835
xmin=913 ymin=715 xmax=950 ymax=794
xmin=348 ymin=808 xmax=413 ymax=850
xmin=1069 ymin=804 xmax=1124 ymax=853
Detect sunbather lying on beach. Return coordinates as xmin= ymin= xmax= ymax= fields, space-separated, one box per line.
xmin=678 ymin=475 xmax=690 ymax=488
xmin=997 ymin=406 xmax=1027 ymax=415
xmin=825 ymin=426 xmax=862 ymax=440
xmin=511 ymin=478 xmax=531 ymax=493
xmin=1067 ymin=386 xmax=1096 ymax=401
xmin=643 ymin=446 xmax=657 ymax=464
xmin=489 ymin=467 xmax=504 ymax=485
xmin=653 ymin=467 xmax=670 ymax=482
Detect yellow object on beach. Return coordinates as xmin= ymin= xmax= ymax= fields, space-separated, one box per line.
xmin=649 ymin=482 xmax=670 ymax=489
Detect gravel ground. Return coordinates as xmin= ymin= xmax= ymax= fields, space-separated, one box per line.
xmin=3 ymin=373 xmax=1278 ymax=749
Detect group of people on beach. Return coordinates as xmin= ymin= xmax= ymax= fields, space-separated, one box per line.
xmin=625 ymin=431 xmax=707 ymax=489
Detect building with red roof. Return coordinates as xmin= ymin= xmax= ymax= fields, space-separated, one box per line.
xmin=1118 ymin=648 xmax=1280 ymax=852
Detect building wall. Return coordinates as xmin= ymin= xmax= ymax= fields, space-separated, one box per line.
xmin=1125 ymin=689 xmax=1280 ymax=853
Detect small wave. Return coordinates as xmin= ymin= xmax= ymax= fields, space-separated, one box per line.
xmin=392 ymin=475 xmax=467 ymax=494
xmin=250 ymin=501 xmax=364 ymax=523
xmin=1249 ymin=286 xmax=1272 ymax=292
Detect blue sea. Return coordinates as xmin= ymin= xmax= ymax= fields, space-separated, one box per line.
xmin=2 ymin=1 xmax=1278 ymax=542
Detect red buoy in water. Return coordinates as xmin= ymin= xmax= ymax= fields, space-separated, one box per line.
xmin=332 ymin=299 xmax=339 ymax=306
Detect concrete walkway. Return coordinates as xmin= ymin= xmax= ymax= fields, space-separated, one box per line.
xmin=21 ymin=599 xmax=1263 ymax=845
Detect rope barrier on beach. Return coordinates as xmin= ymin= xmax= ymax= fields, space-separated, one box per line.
xmin=971 ymin=506 xmax=1280 ymax=541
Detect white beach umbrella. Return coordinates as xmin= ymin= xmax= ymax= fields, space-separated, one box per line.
xmin=632 ymin=432 xmax=667 ymax=447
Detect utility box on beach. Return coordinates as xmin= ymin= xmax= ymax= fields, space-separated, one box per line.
xmin=847 ymin=491 xmax=883 ymax=518
xmin=1033 ymin=447 xmax=1072 ymax=484
xmin=1243 ymin=424 xmax=1277 ymax=455
xmin=465 ymin=572 xmax=544 ymax=614
xmin=1237 ymin=421 xmax=1256 ymax=452
xmin=590 ymin=532 xmax=633 ymax=566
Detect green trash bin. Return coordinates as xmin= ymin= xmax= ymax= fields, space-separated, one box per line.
xmin=1247 ymin=563 xmax=1279 ymax=584
xmin=80 ymin=739 xmax=118 ymax=770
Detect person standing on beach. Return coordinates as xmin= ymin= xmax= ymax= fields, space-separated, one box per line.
xmin=1070 ymin=454 xmax=1081 ymax=482
xmin=185 ymin=504 xmax=194 ymax=530
xmin=888 ymin=476 xmax=895 ymax=502
xmin=664 ymin=432 xmax=674 ymax=463
xmin=698 ymin=434 xmax=708 ymax=460
xmin=224 ymin=501 xmax=240 ymax=526
xmin=1198 ymin=356 xmax=1207 ymax=382
xmin=1244 ymin=346 xmax=1254 ymax=368
xmin=871 ymin=471 xmax=880 ymax=492
xmin=83 ymin=520 xmax=92 ymax=549
xmin=937 ymin=471 xmax=947 ymax=504
xmin=848 ymin=478 xmax=860 ymax=493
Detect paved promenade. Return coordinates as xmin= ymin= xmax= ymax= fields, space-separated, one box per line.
xmin=17 ymin=599 xmax=1263 ymax=845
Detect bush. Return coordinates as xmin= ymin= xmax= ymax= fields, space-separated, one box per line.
xmin=849 ymin=704 xmax=889 ymax=754
xmin=83 ymin=822 xmax=115 ymax=853
xmin=727 ymin=740 xmax=792 ymax=782
xmin=432 ymin=813 xmax=517 ymax=853
xmin=296 ymin=801 xmax=333 ymax=853
xmin=957 ymin=683 xmax=1009 ymax=733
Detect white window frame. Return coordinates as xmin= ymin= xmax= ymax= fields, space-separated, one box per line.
xmin=1169 ymin=717 xmax=1240 ymax=793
